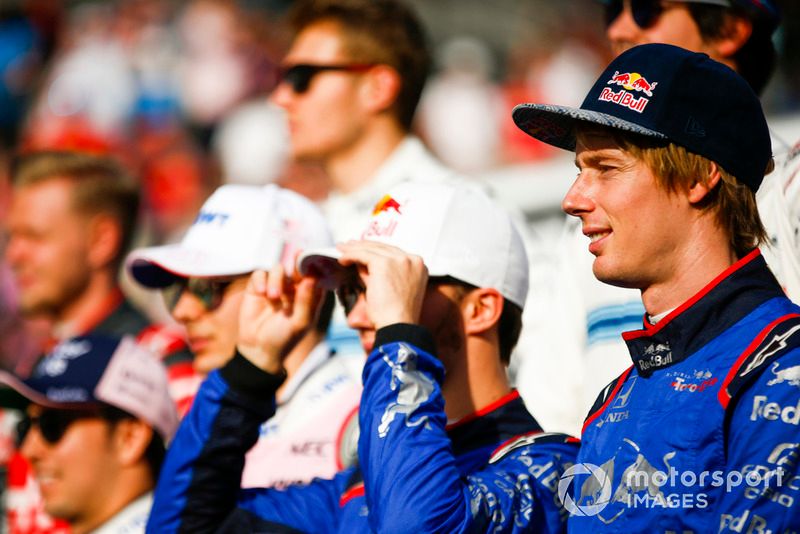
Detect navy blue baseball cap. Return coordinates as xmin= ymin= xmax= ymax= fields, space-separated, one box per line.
xmin=0 ymin=335 xmax=178 ymax=442
xmin=513 ymin=43 xmax=772 ymax=192
xmin=597 ymin=0 xmax=780 ymax=31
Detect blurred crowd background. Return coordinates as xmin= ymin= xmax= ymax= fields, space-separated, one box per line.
xmin=0 ymin=0 xmax=799 ymax=358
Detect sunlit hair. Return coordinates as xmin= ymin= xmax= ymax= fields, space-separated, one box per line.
xmin=577 ymin=127 xmax=772 ymax=258
xmin=289 ymin=0 xmax=431 ymax=130
xmin=12 ymin=151 xmax=140 ymax=270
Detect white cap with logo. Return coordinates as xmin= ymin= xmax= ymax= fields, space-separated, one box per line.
xmin=127 ymin=184 xmax=333 ymax=287
xmin=298 ymin=181 xmax=529 ymax=309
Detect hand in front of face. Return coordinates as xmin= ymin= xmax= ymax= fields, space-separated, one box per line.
xmin=236 ymin=265 xmax=322 ymax=374
xmin=337 ymin=240 xmax=428 ymax=330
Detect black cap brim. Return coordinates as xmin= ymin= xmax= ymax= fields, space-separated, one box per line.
xmin=512 ymin=103 xmax=668 ymax=151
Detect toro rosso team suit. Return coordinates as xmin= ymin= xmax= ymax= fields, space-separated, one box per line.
xmin=569 ymin=250 xmax=800 ymax=533
xmin=147 ymin=324 xmax=578 ymax=533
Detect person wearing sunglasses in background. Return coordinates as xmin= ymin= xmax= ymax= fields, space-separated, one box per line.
xmin=0 ymin=334 xmax=178 ymax=534
xmin=271 ymin=0 xmax=470 ymax=358
xmin=147 ymin=181 xmax=578 ymax=533
xmin=513 ymin=0 xmax=800 ymax=439
xmin=126 ymin=184 xmax=363 ymax=489
xmin=3 ymin=151 xmax=195 ymax=533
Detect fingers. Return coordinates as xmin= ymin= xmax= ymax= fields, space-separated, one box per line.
xmin=267 ymin=264 xmax=286 ymax=300
xmin=247 ymin=270 xmax=268 ymax=296
xmin=293 ymin=276 xmax=322 ymax=326
xmin=337 ymin=240 xmax=406 ymax=268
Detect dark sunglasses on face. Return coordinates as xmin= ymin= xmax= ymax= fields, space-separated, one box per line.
xmin=336 ymin=274 xmax=468 ymax=316
xmin=16 ymin=408 xmax=102 ymax=446
xmin=336 ymin=274 xmax=367 ymax=316
xmin=162 ymin=277 xmax=238 ymax=313
xmin=279 ymin=63 xmax=375 ymax=94
xmin=604 ymin=0 xmax=667 ymax=29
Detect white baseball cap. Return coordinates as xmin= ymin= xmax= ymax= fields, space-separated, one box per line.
xmin=298 ymin=181 xmax=529 ymax=309
xmin=127 ymin=184 xmax=333 ymax=287
xmin=0 ymin=335 xmax=179 ymax=443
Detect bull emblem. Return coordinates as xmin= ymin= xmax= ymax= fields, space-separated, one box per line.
xmin=377 ymin=344 xmax=435 ymax=438
xmin=578 ymin=439 xmax=676 ymax=524
xmin=767 ymin=362 xmax=800 ymax=387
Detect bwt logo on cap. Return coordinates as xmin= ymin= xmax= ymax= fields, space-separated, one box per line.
xmin=599 ymin=71 xmax=659 ymax=114
xmin=193 ymin=211 xmax=230 ymax=226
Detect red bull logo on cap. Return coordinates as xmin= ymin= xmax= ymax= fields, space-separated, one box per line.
xmin=372 ymin=195 xmax=402 ymax=216
xmin=599 ymin=71 xmax=659 ymax=114
xmin=607 ymin=71 xmax=658 ymax=97
xmin=364 ymin=194 xmax=403 ymax=239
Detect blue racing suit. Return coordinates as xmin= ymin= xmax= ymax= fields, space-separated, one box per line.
xmin=147 ymin=324 xmax=578 ymax=533
xmin=569 ymin=250 xmax=800 ymax=533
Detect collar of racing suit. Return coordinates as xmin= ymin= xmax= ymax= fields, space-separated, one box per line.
xmin=621 ymin=249 xmax=785 ymax=377
xmin=446 ymin=390 xmax=542 ymax=459
xmin=342 ymin=389 xmax=541 ymax=496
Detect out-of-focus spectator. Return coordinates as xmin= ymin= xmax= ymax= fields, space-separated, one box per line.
xmin=1 ymin=334 xmax=178 ymax=533
xmin=272 ymin=0 xmax=458 ymax=241
xmin=4 ymin=151 xmax=196 ymax=534
xmin=127 ymin=184 xmax=362 ymax=488
xmin=271 ymin=0 xmax=463 ymax=357
xmin=416 ymin=36 xmax=505 ymax=173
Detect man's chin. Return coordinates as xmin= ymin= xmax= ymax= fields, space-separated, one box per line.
xmin=592 ymin=263 xmax=638 ymax=290
xmin=193 ymin=351 xmax=236 ymax=376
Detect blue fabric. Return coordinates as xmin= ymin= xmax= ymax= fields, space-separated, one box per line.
xmin=569 ymin=252 xmax=800 ymax=532
xmin=148 ymin=332 xmax=578 ymax=533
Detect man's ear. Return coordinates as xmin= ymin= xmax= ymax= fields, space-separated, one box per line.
xmin=360 ymin=65 xmax=402 ymax=114
xmin=87 ymin=213 xmax=122 ymax=270
xmin=710 ymin=14 xmax=752 ymax=59
xmin=462 ymin=288 xmax=504 ymax=336
xmin=687 ymin=162 xmax=722 ymax=205
xmin=113 ymin=418 xmax=154 ymax=467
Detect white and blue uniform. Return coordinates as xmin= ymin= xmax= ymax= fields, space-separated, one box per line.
xmin=147 ymin=325 xmax=578 ymax=533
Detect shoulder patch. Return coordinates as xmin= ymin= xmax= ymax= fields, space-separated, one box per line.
xmin=582 ymin=366 xmax=634 ymax=434
xmin=718 ymin=313 xmax=800 ymax=409
xmin=489 ymin=432 xmax=579 ymax=464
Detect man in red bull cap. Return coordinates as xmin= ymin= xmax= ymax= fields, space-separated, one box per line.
xmin=514 ymin=0 xmax=800 ymax=440
xmin=147 ymin=181 xmax=578 ymax=533
xmin=514 ymin=42 xmax=800 ymax=532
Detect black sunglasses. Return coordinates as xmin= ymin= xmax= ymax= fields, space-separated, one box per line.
xmin=279 ymin=63 xmax=375 ymax=94
xmin=17 ymin=408 xmax=103 ymax=446
xmin=336 ymin=275 xmax=470 ymax=316
xmin=162 ymin=277 xmax=238 ymax=313
xmin=604 ymin=0 xmax=667 ymax=29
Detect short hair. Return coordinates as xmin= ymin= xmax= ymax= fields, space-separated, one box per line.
xmin=12 ymin=151 xmax=140 ymax=269
xmin=578 ymin=127 xmax=771 ymax=259
xmin=447 ymin=277 xmax=523 ymax=366
xmin=687 ymin=3 xmax=777 ymax=95
xmin=101 ymin=405 xmax=166 ymax=484
xmin=289 ymin=0 xmax=431 ymax=130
